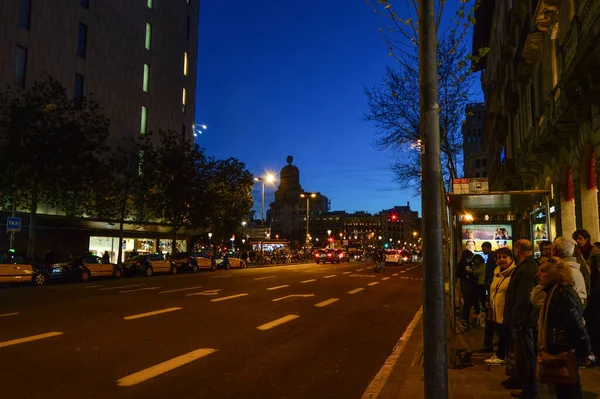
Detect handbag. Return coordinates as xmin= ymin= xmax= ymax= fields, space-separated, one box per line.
xmin=536 ymin=285 xmax=578 ymax=385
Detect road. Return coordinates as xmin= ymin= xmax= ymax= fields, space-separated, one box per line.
xmin=0 ymin=261 xmax=423 ymax=399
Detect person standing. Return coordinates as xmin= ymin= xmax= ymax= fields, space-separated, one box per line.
xmin=504 ymin=239 xmax=539 ymax=399
xmin=456 ymin=249 xmax=475 ymax=327
xmin=538 ymin=240 xmax=552 ymax=263
xmin=553 ymin=237 xmax=587 ymax=307
xmin=481 ymin=241 xmax=496 ymax=352
xmin=572 ymin=228 xmax=598 ymax=295
xmin=472 ymin=254 xmax=487 ymax=324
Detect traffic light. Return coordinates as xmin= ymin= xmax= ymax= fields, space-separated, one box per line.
xmin=391 ymin=214 xmax=397 ymax=221
xmin=328 ymin=237 xmax=334 ymax=243
xmin=384 ymin=243 xmax=389 ymax=249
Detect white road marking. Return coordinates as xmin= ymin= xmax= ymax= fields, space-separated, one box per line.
xmin=210 ymin=293 xmax=249 ymax=302
xmin=0 ymin=312 xmax=19 ymax=318
xmin=381 ymin=277 xmax=391 ymax=281
xmin=116 ymin=348 xmax=217 ymax=387
xmin=348 ymin=288 xmax=364 ymax=294
xmin=99 ymin=284 xmax=146 ymax=291
xmin=256 ymin=315 xmax=300 ymax=331
xmin=123 ymin=307 xmax=182 ymax=320
xmin=272 ymin=294 xmax=314 ymax=302
xmin=368 ymin=282 xmax=379 ymax=286
xmin=254 ymin=276 xmax=276 ymax=280
xmin=301 ymin=279 xmax=317 ymax=283
xmin=342 ymin=271 xmax=352 ymax=274
xmin=392 ymin=273 xmax=399 ymax=277
xmin=186 ymin=289 xmax=222 ymax=296
xmin=57 ymin=284 xmax=104 ymax=291
xmin=315 ymin=298 xmax=339 ymax=308
xmin=400 ymin=271 xmax=406 ymax=273
xmin=361 ymin=307 xmax=423 ymax=399
xmin=159 ymin=286 xmax=203 ymax=294
xmin=356 ymin=269 xmax=364 ymax=272
xmin=0 ymin=332 xmax=63 ymax=349
xmin=266 ymin=285 xmax=290 ymax=291
xmin=120 ymin=287 xmax=160 ymax=293
xmin=323 ymin=275 xmax=336 ymax=279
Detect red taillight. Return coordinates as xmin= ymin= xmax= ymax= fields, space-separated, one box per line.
xmin=327 ymin=253 xmax=332 ymax=257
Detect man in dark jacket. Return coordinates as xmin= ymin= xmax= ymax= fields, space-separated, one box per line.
xmin=505 ymin=239 xmax=539 ymax=399
xmin=456 ymin=249 xmax=474 ymax=326
xmin=480 ymin=241 xmax=496 ymax=352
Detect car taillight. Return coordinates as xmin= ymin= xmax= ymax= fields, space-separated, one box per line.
xmin=327 ymin=253 xmax=332 ymax=257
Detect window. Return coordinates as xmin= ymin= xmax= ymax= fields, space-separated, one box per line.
xmin=145 ymin=22 xmax=152 ymax=50
xmin=483 ymin=158 xmax=487 ymax=167
xmin=183 ymin=52 xmax=188 ymax=76
xmin=77 ymin=23 xmax=88 ymax=59
xmin=181 ymin=88 xmax=187 ymax=112
xmin=74 ymin=74 xmax=84 ymax=101
xmin=140 ymin=106 xmax=148 ymax=134
xmin=475 ymin=159 xmax=481 ymax=168
xmin=81 ymin=0 xmax=89 ymax=9
xmin=147 ymin=0 xmax=153 ymax=9
xmin=143 ymin=64 xmax=150 ymax=92
xmin=19 ymin=0 xmax=31 ymax=29
xmin=186 ymin=16 xmax=190 ymax=40
xmin=14 ymin=46 xmax=28 ymax=88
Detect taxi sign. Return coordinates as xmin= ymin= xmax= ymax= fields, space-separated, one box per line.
xmin=7 ymin=217 xmax=21 ymax=232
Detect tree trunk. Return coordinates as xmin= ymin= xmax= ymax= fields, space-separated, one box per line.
xmin=27 ymin=187 xmax=38 ymax=260
xmin=171 ymin=226 xmax=178 ymax=254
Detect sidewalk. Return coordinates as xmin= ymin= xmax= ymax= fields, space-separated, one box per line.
xmin=379 ymin=321 xmax=600 ymax=398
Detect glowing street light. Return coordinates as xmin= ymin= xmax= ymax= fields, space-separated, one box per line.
xmin=300 ymin=192 xmax=318 ymax=244
xmin=192 ymin=123 xmax=208 ymax=137
xmin=255 ymin=173 xmax=276 ymax=228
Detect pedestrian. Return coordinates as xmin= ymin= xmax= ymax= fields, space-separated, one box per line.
xmin=485 ymin=247 xmax=517 ymax=366
xmin=472 ymin=254 xmax=487 ymax=326
xmin=553 ymin=237 xmax=587 ymax=307
xmin=572 ymin=228 xmax=598 ymax=294
xmin=538 ymin=240 xmax=552 ymax=263
xmin=456 ymin=249 xmax=475 ymax=327
xmin=480 ymin=241 xmax=497 ymax=353
xmin=536 ymin=257 xmax=591 ymax=399
xmin=101 ymin=250 xmax=110 ymax=264
xmin=504 ymin=239 xmax=539 ymax=399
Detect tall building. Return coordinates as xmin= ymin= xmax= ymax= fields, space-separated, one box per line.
xmin=473 ymin=0 xmax=600 ymax=240
xmin=462 ymin=102 xmax=488 ymax=178
xmin=381 ymin=203 xmax=419 ymax=246
xmin=0 ymin=0 xmax=199 ymax=258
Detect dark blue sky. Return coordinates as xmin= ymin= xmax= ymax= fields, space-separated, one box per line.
xmin=196 ymin=1 xmax=475 ymax=217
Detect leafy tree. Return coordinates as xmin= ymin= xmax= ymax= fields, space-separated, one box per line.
xmin=0 ymin=77 xmax=110 ymax=258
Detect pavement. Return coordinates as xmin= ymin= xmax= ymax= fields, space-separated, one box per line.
xmin=379 ymin=318 xmax=600 ymax=398
xmin=0 ymin=260 xmax=423 ymax=399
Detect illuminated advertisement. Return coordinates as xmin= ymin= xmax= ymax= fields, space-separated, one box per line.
xmin=461 ymin=224 xmax=513 ymax=253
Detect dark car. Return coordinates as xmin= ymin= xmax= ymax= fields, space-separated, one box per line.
xmin=122 ymin=253 xmax=176 ymax=277
xmin=0 ymin=252 xmax=49 ymax=286
xmin=170 ymin=252 xmax=201 ymax=273
xmin=50 ymin=255 xmax=123 ymax=282
xmin=314 ymin=249 xmax=338 ymax=264
xmin=334 ymin=249 xmax=349 ymax=263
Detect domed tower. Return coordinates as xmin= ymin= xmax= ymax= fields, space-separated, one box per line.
xmin=275 ymin=156 xmax=302 ymax=201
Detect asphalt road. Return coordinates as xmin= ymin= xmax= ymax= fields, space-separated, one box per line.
xmin=0 ymin=260 xmax=423 ymax=399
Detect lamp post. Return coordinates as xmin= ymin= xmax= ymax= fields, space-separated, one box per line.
xmin=327 ymin=230 xmax=332 ymax=249
xmin=208 ymin=232 xmax=212 ymax=256
xmin=300 ymin=192 xmax=317 ymax=244
xmin=255 ymin=173 xmax=275 ymax=257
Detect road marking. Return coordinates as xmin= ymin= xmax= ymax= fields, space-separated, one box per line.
xmin=116 ymin=348 xmax=217 ymax=387
xmin=272 ymin=294 xmax=314 ymax=302
xmin=0 ymin=332 xmax=63 ymax=349
xmin=210 ymin=293 xmax=249 ymax=302
xmin=266 ymin=285 xmax=290 ymax=291
xmin=301 ymin=279 xmax=317 ymax=283
xmin=381 ymin=277 xmax=391 ymax=281
xmin=256 ymin=315 xmax=300 ymax=331
xmin=348 ymin=288 xmax=364 ymax=294
xmin=356 ymin=269 xmax=364 ymax=271
xmin=99 ymin=284 xmax=146 ymax=291
xmin=361 ymin=307 xmax=423 ymax=399
xmin=120 ymin=287 xmax=160 ymax=293
xmin=159 ymin=286 xmax=203 ymax=294
xmin=323 ymin=275 xmax=336 ymax=279
xmin=123 ymin=307 xmax=182 ymax=320
xmin=254 ymin=276 xmax=276 ymax=280
xmin=315 ymin=298 xmax=339 ymax=307
xmin=57 ymin=284 xmax=104 ymax=291
xmin=0 ymin=312 xmax=19 ymax=318
xmin=368 ymin=282 xmax=379 ymax=286
xmin=400 ymin=271 xmax=406 ymax=273
xmin=392 ymin=273 xmax=399 ymax=277
xmin=186 ymin=289 xmax=222 ymax=296
xmin=342 ymin=271 xmax=352 ymax=274
xmin=210 ymin=274 xmax=231 ymax=279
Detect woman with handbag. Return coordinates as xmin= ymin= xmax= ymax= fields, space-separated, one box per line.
xmin=536 ymin=257 xmax=591 ymax=399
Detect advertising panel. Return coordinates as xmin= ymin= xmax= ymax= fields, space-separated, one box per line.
xmin=460 ymin=224 xmax=513 ymax=254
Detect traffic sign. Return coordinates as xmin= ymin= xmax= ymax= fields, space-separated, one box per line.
xmin=7 ymin=217 xmax=21 ymax=232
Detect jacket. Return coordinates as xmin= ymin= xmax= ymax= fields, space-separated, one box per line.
xmin=505 ymin=255 xmax=539 ymax=330
xmin=539 ymin=285 xmax=591 ymax=358
xmin=490 ymin=263 xmax=517 ymax=325
xmin=455 ymin=250 xmax=474 ymax=281
xmin=564 ymin=256 xmax=587 ymax=307
xmin=472 ymin=261 xmax=486 ymax=285
xmin=574 ymin=244 xmax=599 ymax=295
xmin=484 ymin=251 xmax=497 ymax=287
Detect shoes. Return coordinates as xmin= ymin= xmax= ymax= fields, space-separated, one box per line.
xmin=510 ymin=391 xmax=522 ymax=398
xmin=484 ymin=355 xmax=504 ymax=365
xmin=501 ymin=378 xmax=522 ymax=389
xmin=477 ymin=346 xmax=494 ymax=353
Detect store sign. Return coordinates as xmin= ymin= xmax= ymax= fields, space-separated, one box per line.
xmin=452 ymin=178 xmax=489 ymax=194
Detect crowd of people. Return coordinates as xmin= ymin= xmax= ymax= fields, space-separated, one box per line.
xmin=455 ymin=228 xmax=599 ymax=398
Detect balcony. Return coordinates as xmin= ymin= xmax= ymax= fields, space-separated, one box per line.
xmin=533 ymin=0 xmax=559 ymax=32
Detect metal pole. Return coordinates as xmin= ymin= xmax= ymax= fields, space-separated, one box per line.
xmin=261 ymin=181 xmax=265 ymax=258
xmin=306 ymin=197 xmax=309 ymax=243
xmin=419 ymin=0 xmax=448 ymax=397
xmin=9 ymin=197 xmax=15 ymax=250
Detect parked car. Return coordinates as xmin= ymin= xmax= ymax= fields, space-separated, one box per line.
xmin=50 ymin=255 xmax=123 ymax=282
xmin=314 ymin=249 xmax=338 ymax=264
xmin=122 ymin=253 xmax=176 ymax=277
xmin=0 ymin=252 xmax=49 ymax=286
xmin=170 ymin=252 xmax=201 ymax=273
xmin=212 ymin=253 xmax=246 ymax=270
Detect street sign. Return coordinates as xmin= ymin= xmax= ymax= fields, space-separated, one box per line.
xmin=7 ymin=217 xmax=21 ymax=232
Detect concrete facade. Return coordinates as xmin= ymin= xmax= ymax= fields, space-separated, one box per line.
xmin=462 ymin=102 xmax=488 ymax=179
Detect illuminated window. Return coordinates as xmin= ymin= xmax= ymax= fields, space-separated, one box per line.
xmin=145 ymin=22 xmax=152 ymax=50
xmin=141 ymin=106 xmax=148 ymax=134
xmin=183 ymin=52 xmax=188 ymax=76
xmin=143 ymin=64 xmax=149 ymax=92
xmin=181 ymin=88 xmax=187 ymax=112
xmin=147 ymin=0 xmax=153 ymax=9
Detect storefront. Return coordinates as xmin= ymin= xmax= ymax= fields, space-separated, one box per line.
xmin=89 ymin=236 xmax=188 ymax=263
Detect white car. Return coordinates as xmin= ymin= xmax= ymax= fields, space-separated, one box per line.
xmin=384 ymin=250 xmax=404 ymax=265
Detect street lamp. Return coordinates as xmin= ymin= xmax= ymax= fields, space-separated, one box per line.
xmin=300 ymin=192 xmax=317 ymax=244
xmin=208 ymin=232 xmax=212 ymax=256
xmin=327 ymin=230 xmax=332 ymax=249
xmin=254 ymin=173 xmax=276 ymax=228
xmin=242 ymin=221 xmax=247 ymax=238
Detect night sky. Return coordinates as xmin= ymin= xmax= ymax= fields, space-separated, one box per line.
xmin=196 ymin=1 xmax=478 ymax=217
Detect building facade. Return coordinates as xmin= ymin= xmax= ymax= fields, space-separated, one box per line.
xmin=0 ymin=0 xmax=199 ymax=259
xmin=474 ymin=0 xmax=600 ymax=241
xmin=380 ymin=203 xmax=420 ymax=248
xmin=462 ymin=102 xmax=488 ymax=178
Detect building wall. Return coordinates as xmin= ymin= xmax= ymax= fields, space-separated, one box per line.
xmin=462 ymin=102 xmax=488 ymax=178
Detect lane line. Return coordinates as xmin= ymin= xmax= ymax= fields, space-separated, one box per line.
xmin=301 ymin=279 xmax=317 ymax=283
xmin=186 ymin=289 xmax=222 ymax=296
xmin=0 ymin=332 xmax=63 ymax=349
xmin=116 ymin=348 xmax=217 ymax=387
xmin=254 ymin=276 xmax=276 ymax=280
xmin=120 ymin=287 xmax=160 ymax=293
xmin=315 ymin=298 xmax=339 ymax=308
xmin=210 ymin=293 xmax=249 ymax=302
xmin=368 ymin=282 xmax=379 ymax=286
xmin=356 ymin=269 xmax=364 ymax=272
xmin=348 ymin=288 xmax=364 ymax=294
xmin=210 ymin=275 xmax=231 ymax=279
xmin=392 ymin=273 xmax=399 ymax=277
xmin=123 ymin=307 xmax=182 ymax=320
xmin=361 ymin=307 xmax=423 ymax=399
xmin=0 ymin=312 xmax=19 ymax=318
xmin=57 ymin=284 xmax=104 ymax=291
xmin=266 ymin=285 xmax=290 ymax=291
xmin=159 ymin=286 xmax=203 ymax=294
xmin=323 ymin=275 xmax=336 ymax=279
xmin=99 ymin=284 xmax=146 ymax=291
xmin=272 ymin=294 xmax=314 ymax=302
xmin=381 ymin=277 xmax=391 ymax=281
xmin=256 ymin=315 xmax=300 ymax=331
xmin=342 ymin=271 xmax=352 ymax=275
